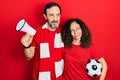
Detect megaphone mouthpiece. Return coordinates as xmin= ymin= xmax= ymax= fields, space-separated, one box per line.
xmin=16 ymin=18 xmax=36 ymax=36
xmin=16 ymin=18 xmax=26 ymax=31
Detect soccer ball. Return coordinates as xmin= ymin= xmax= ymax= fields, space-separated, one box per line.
xmin=86 ymin=59 xmax=102 ymax=77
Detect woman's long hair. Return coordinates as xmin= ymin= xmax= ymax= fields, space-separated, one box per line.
xmin=61 ymin=18 xmax=92 ymax=48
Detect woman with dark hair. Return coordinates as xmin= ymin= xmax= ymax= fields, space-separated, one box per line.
xmin=61 ymin=18 xmax=107 ymax=80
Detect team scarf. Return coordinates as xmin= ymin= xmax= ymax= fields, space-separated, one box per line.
xmin=32 ymin=23 xmax=64 ymax=80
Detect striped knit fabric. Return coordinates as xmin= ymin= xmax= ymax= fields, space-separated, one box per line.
xmin=32 ymin=23 xmax=64 ymax=80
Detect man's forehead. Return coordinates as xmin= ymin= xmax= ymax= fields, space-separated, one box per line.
xmin=46 ymin=6 xmax=60 ymax=14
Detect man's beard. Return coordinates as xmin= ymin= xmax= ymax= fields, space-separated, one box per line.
xmin=48 ymin=20 xmax=60 ymax=29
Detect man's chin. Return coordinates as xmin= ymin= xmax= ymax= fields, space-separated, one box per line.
xmin=52 ymin=24 xmax=59 ymax=28
xmin=53 ymin=23 xmax=59 ymax=26
xmin=51 ymin=26 xmax=58 ymax=29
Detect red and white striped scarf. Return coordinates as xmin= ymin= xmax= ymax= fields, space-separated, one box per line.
xmin=32 ymin=23 xmax=64 ymax=80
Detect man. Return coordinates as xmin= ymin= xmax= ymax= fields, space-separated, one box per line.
xmin=21 ymin=2 xmax=64 ymax=80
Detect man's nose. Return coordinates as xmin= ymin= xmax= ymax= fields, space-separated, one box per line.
xmin=54 ymin=16 xmax=57 ymax=21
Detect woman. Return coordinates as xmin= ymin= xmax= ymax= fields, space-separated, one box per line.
xmin=61 ymin=18 xmax=107 ymax=80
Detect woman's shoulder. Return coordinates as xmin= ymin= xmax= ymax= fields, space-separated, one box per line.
xmin=88 ymin=43 xmax=97 ymax=50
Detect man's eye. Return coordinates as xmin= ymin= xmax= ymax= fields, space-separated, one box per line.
xmin=77 ymin=28 xmax=80 ymax=30
xmin=49 ymin=14 xmax=53 ymax=16
xmin=57 ymin=14 xmax=60 ymax=16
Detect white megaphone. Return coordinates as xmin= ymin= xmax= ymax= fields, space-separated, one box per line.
xmin=16 ymin=18 xmax=36 ymax=36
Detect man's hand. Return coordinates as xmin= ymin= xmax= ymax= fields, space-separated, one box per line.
xmin=21 ymin=33 xmax=33 ymax=47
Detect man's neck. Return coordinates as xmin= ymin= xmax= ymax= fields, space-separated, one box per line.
xmin=47 ymin=23 xmax=57 ymax=31
xmin=47 ymin=26 xmax=56 ymax=31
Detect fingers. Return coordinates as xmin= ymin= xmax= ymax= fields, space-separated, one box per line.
xmin=21 ymin=33 xmax=33 ymax=46
xmin=25 ymin=33 xmax=33 ymax=39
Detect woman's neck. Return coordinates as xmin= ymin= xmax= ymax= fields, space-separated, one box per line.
xmin=72 ymin=40 xmax=81 ymax=45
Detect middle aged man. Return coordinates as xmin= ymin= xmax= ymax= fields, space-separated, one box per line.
xmin=21 ymin=2 xmax=64 ymax=80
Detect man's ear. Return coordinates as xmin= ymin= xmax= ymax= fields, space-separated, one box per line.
xmin=43 ymin=14 xmax=47 ymax=20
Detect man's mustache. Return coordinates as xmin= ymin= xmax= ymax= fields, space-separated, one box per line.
xmin=52 ymin=21 xmax=58 ymax=23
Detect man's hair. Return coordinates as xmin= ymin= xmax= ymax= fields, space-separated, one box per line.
xmin=44 ymin=2 xmax=62 ymax=15
xmin=61 ymin=18 xmax=92 ymax=48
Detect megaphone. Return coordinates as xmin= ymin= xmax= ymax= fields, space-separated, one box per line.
xmin=16 ymin=18 xmax=36 ymax=36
